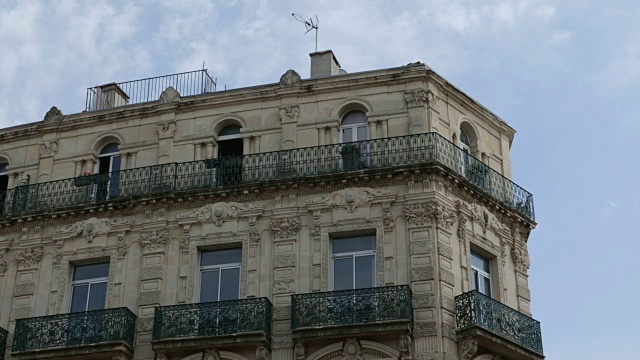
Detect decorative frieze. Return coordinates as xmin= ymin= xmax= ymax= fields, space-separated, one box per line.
xmin=54 ymin=217 xmax=132 ymax=243
xmin=15 ymin=246 xmax=44 ymax=269
xmin=139 ymin=230 xmax=168 ymax=252
xmin=178 ymin=202 xmax=262 ymax=225
xmin=307 ymin=187 xmax=395 ymax=213
xmin=404 ymin=202 xmax=456 ymax=229
xmin=270 ymin=217 xmax=300 ymax=240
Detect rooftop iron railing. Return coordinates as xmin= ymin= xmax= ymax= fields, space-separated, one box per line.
xmin=291 ymin=285 xmax=413 ymax=330
xmin=85 ymin=69 xmax=216 ymax=111
xmin=455 ymin=291 xmax=543 ymax=354
xmin=0 ymin=133 xmax=535 ymax=221
xmin=153 ymin=298 xmax=272 ymax=341
xmin=12 ymin=307 xmax=136 ymax=353
xmin=0 ymin=326 xmax=7 ymax=360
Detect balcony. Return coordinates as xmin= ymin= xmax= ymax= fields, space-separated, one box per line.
xmin=85 ymin=69 xmax=216 ymax=111
xmin=152 ymin=298 xmax=272 ymax=354
xmin=11 ymin=308 xmax=136 ymax=360
xmin=0 ymin=133 xmax=535 ymax=222
xmin=1 ymin=326 xmax=7 ymax=360
xmin=455 ymin=291 xmax=543 ymax=359
xmin=291 ymin=285 xmax=412 ymax=339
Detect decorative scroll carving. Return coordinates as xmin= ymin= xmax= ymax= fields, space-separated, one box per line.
xmin=156 ymin=121 xmax=176 ymax=138
xmin=469 ymin=203 xmax=510 ymax=235
xmin=270 ymin=217 xmax=300 ymax=239
xmin=139 ymin=230 xmax=168 ymax=252
xmin=0 ymin=237 xmax=13 ymax=273
xmin=457 ymin=212 xmax=468 ymax=241
xmin=306 ymin=187 xmax=394 ymax=213
xmin=204 ymin=348 xmax=221 ymax=360
xmin=178 ymin=202 xmax=262 ymax=225
xmin=279 ymin=69 xmax=302 ymax=87
xmin=43 ymin=106 xmax=63 ymax=122
xmin=15 ymin=246 xmax=44 ymax=269
xmin=53 ymin=240 xmax=64 ymax=266
xmin=256 ymin=345 xmax=270 ymax=360
xmin=399 ymin=333 xmax=411 ymax=359
xmin=117 ymin=233 xmax=127 ymax=257
xmin=512 ymin=247 xmax=530 ymax=273
xmin=342 ymin=338 xmax=364 ymax=360
xmin=273 ymin=280 xmax=295 ymax=294
xmin=249 ymin=216 xmax=260 ymax=245
xmin=311 ymin=210 xmax=321 ymax=237
xmin=159 ymin=86 xmax=181 ymax=103
xmin=54 ymin=217 xmax=131 ymax=243
xmin=39 ymin=141 xmax=58 ymax=157
xmin=404 ymin=89 xmax=427 ymax=106
xmin=459 ymin=338 xmax=478 ymax=360
xmin=403 ymin=201 xmax=456 ymax=229
xmin=295 ymin=341 xmax=306 ymax=360
xmin=382 ymin=203 xmax=394 ymax=232
xmin=279 ymin=105 xmax=300 ymax=123
xmin=181 ymin=226 xmax=191 ymax=250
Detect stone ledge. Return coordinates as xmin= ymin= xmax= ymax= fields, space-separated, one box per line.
xmin=457 ymin=326 xmax=544 ymax=360
xmin=292 ymin=319 xmax=411 ymax=340
xmin=151 ymin=331 xmax=270 ymax=355
xmin=11 ymin=341 xmax=133 ymax=360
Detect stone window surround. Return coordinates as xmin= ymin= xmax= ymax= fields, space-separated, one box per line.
xmin=466 ymin=237 xmax=505 ymax=302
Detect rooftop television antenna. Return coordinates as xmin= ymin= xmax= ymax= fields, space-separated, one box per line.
xmin=292 ymin=13 xmax=319 ymax=52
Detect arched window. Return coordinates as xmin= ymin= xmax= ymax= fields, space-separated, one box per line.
xmin=215 ymin=125 xmax=243 ymax=186
xmin=96 ymin=143 xmax=120 ymax=200
xmin=340 ymin=110 xmax=369 ymax=143
xmin=460 ymin=129 xmax=471 ymax=153
xmin=217 ymin=125 xmax=243 ymax=157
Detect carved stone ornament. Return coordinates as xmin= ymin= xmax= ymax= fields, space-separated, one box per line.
xmin=306 ymin=187 xmax=395 ymax=213
xmin=204 ymin=348 xmax=221 ymax=360
xmin=53 ymin=240 xmax=64 ymax=266
xmin=279 ymin=104 xmax=300 ymax=123
xmin=54 ymin=217 xmax=131 ymax=243
xmin=0 ymin=237 xmax=14 ymax=275
xmin=270 ymin=217 xmax=300 ymax=239
xmin=178 ymin=202 xmax=263 ymax=226
xmin=117 ymin=233 xmax=127 ymax=257
xmin=459 ymin=338 xmax=478 ymax=360
xmin=249 ymin=216 xmax=260 ymax=245
xmin=43 ymin=106 xmax=63 ymax=122
xmin=279 ymin=69 xmax=302 ymax=87
xmin=403 ymin=202 xmax=456 ymax=229
xmin=382 ymin=203 xmax=394 ymax=232
xmin=15 ymin=246 xmax=44 ymax=269
xmin=0 ymin=256 xmax=6 ymax=276
xmin=139 ymin=229 xmax=168 ymax=252
xmin=457 ymin=213 xmax=468 ymax=241
xmin=404 ymin=88 xmax=428 ymax=106
xmin=273 ymin=280 xmax=295 ymax=294
xmin=39 ymin=141 xmax=58 ymax=157
xmin=159 ymin=86 xmax=181 ymax=103
xmin=341 ymin=338 xmax=364 ymax=360
xmin=256 ymin=345 xmax=270 ymax=360
xmin=156 ymin=121 xmax=176 ymax=138
xmin=469 ymin=203 xmax=510 ymax=235
xmin=399 ymin=333 xmax=411 ymax=359
xmin=295 ymin=341 xmax=305 ymax=360
xmin=311 ymin=210 xmax=321 ymax=237
xmin=511 ymin=246 xmax=530 ymax=273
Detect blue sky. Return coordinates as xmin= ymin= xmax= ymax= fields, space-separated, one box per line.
xmin=1 ymin=0 xmax=638 ymax=358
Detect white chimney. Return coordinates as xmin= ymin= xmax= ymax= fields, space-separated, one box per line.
xmin=310 ymin=50 xmax=342 ymax=79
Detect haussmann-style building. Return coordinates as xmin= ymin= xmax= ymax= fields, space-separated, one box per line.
xmin=0 ymin=50 xmax=542 ymax=360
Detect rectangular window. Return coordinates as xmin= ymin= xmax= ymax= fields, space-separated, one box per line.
xmin=471 ymin=251 xmax=492 ymax=297
xmin=70 ymin=263 xmax=109 ymax=313
xmin=332 ymin=235 xmax=376 ymax=290
xmin=199 ymin=248 xmax=242 ymax=302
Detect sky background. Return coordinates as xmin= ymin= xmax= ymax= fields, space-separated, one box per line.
xmin=1 ymin=0 xmax=638 ymax=358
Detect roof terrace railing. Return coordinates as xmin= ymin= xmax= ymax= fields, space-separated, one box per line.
xmin=0 ymin=133 xmax=535 ymax=221
xmin=85 ymin=69 xmax=216 ymax=111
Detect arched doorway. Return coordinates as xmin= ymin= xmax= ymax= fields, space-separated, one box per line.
xmin=215 ymin=125 xmax=243 ymax=185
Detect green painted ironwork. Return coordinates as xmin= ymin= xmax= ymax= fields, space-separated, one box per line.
xmin=0 ymin=326 xmax=7 ymax=360
xmin=455 ymin=291 xmax=543 ymax=354
xmin=12 ymin=307 xmax=136 ymax=353
xmin=153 ymin=297 xmax=272 ymax=341
xmin=291 ymin=285 xmax=413 ymax=330
xmin=0 ymin=133 xmax=534 ymax=221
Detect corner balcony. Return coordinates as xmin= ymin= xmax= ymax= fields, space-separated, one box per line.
xmin=291 ymin=285 xmax=412 ymax=339
xmin=455 ymin=291 xmax=543 ymax=360
xmin=11 ymin=308 xmax=136 ymax=360
xmin=0 ymin=133 xmax=534 ymax=222
xmin=152 ymin=298 xmax=272 ymax=355
xmin=1 ymin=326 xmax=7 ymax=360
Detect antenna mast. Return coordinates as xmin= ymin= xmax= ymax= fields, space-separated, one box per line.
xmin=292 ymin=13 xmax=319 ymax=52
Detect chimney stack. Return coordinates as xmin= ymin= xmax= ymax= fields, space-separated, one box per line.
xmin=310 ymin=50 xmax=342 ymax=79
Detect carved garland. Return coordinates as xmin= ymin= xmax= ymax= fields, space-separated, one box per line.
xmin=403 ymin=201 xmax=456 ymax=230
xmin=139 ymin=230 xmax=168 ymax=252
xmin=270 ymin=217 xmax=300 ymax=239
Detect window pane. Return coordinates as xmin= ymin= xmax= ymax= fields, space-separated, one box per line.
xmin=471 ymin=270 xmax=478 ymax=292
xmin=332 ymin=236 xmax=375 ymax=254
xmin=342 ymin=111 xmax=368 ymax=126
xmin=483 ymin=276 xmax=492 ymax=298
xmin=471 ymin=252 xmax=490 ymax=273
xmin=219 ymin=125 xmax=241 ymax=136
xmin=201 ymin=249 xmax=242 ymax=267
xmin=70 ymin=285 xmax=89 ymax=312
xmin=356 ymin=126 xmax=368 ymax=142
xmin=333 ymin=257 xmax=353 ymax=290
xmin=100 ymin=143 xmax=119 ymax=154
xmin=111 ymin=155 xmax=121 ymax=172
xmin=73 ymin=263 xmax=109 ymax=281
xmin=87 ymin=282 xmax=107 ymax=311
xmin=355 ymin=255 xmax=375 ymax=289
xmin=200 ymin=270 xmax=220 ymax=302
xmin=342 ymin=128 xmax=353 ymax=143
xmin=220 ymin=268 xmax=240 ymax=301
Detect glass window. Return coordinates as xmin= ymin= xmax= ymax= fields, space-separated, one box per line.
xmin=70 ymin=263 xmax=109 ymax=313
xmin=0 ymin=163 xmax=7 ymax=174
xmin=99 ymin=142 xmax=119 ymax=155
xmin=340 ymin=110 xmax=369 ymax=143
xmin=332 ymin=235 xmax=376 ymax=290
xmin=460 ymin=129 xmax=471 ymax=148
xmin=218 ymin=125 xmax=241 ymax=137
xmin=199 ymin=249 xmax=241 ymax=302
xmin=471 ymin=251 xmax=492 ymax=297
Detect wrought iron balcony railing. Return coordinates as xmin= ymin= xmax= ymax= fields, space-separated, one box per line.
xmin=455 ymin=291 xmax=543 ymax=354
xmin=85 ymin=69 xmax=216 ymax=111
xmin=12 ymin=307 xmax=136 ymax=353
xmin=291 ymin=285 xmax=413 ymax=330
xmin=0 ymin=133 xmax=534 ymax=221
xmin=153 ymin=298 xmax=272 ymax=341
xmin=0 ymin=326 xmax=7 ymax=360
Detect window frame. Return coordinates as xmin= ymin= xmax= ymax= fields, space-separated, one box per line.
xmin=330 ymin=235 xmax=377 ymax=291
xmin=68 ymin=263 xmax=109 ymax=313
xmin=340 ymin=110 xmax=369 ymax=143
xmin=470 ymin=251 xmax=493 ymax=298
xmin=197 ymin=249 xmax=242 ymax=303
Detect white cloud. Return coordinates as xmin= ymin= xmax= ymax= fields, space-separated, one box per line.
xmin=549 ymin=30 xmax=574 ymax=45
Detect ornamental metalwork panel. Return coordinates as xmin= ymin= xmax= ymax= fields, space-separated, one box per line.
xmin=153 ymin=297 xmax=272 ymax=341
xmin=0 ymin=133 xmax=534 ymax=221
xmin=0 ymin=326 xmax=7 ymax=360
xmin=12 ymin=307 xmax=136 ymax=353
xmin=455 ymin=290 xmax=543 ymax=354
xmin=291 ymin=285 xmax=412 ymax=329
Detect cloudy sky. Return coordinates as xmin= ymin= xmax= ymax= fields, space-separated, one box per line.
xmin=1 ymin=0 xmax=638 ymax=358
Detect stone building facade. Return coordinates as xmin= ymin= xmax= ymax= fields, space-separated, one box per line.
xmin=0 ymin=51 xmax=541 ymax=360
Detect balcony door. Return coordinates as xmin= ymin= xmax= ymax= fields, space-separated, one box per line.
xmin=215 ymin=125 xmax=243 ymax=185
xmin=96 ymin=143 xmax=121 ymax=200
xmin=198 ymin=248 xmax=242 ymax=336
xmin=340 ymin=111 xmax=369 ymax=171
xmin=68 ymin=263 xmax=109 ymax=346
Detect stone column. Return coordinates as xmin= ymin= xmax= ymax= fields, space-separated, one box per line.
xmin=368 ymin=121 xmax=377 ymax=139
xmin=194 ymin=143 xmax=202 ymax=161
xmin=318 ymin=127 xmax=326 ymax=146
xmin=85 ymin=159 xmax=96 ymax=174
xmin=206 ymin=142 xmax=214 ymax=159
xmin=330 ymin=126 xmax=339 ymax=144
xmin=242 ymin=137 xmax=251 ymax=155
xmin=253 ymin=136 xmax=261 ymax=154
xmin=120 ymin=153 xmax=129 ymax=170
xmin=130 ymin=152 xmax=137 ymax=168
xmin=405 ymin=89 xmax=428 ymax=135
xmin=73 ymin=161 xmax=83 ymax=177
